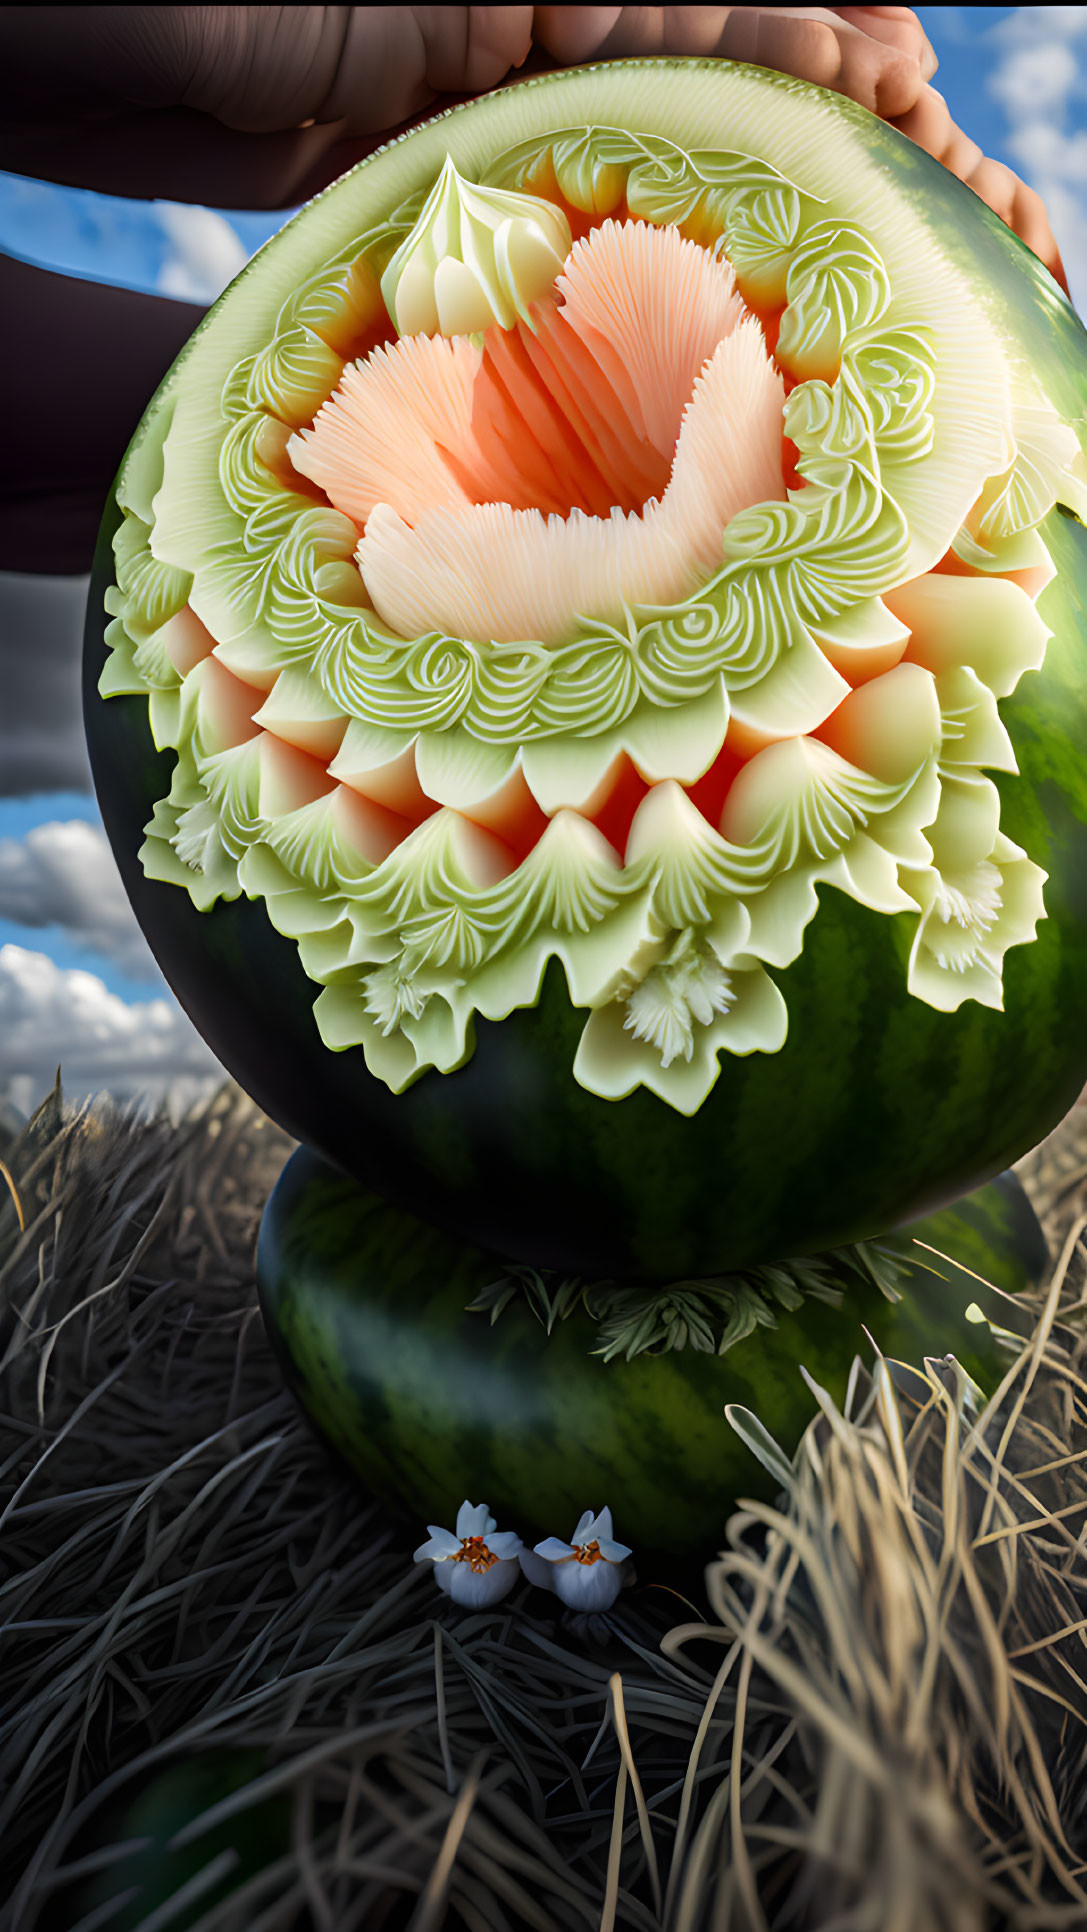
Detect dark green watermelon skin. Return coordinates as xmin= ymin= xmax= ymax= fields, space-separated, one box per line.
xmin=255 ymin=1148 xmax=1040 ymax=1565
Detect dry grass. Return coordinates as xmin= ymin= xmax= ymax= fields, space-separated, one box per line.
xmin=2 ymin=1080 xmax=1087 ymax=1931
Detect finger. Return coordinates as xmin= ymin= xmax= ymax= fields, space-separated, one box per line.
xmin=889 ymin=87 xmax=983 ymax=183
xmin=177 ymin=7 xmax=354 ymax=133
xmin=317 ymin=7 xmax=534 ymax=129
xmin=966 ymin=158 xmax=1068 ymax=287
xmin=712 ymin=8 xmax=927 ymax=119
xmin=458 ymin=3 xmax=536 ymax=87
xmin=532 ymin=6 xmax=625 ymax=61
xmin=536 ymin=1 xmax=928 ymax=106
xmin=0 ymin=6 xmax=535 ymax=200
xmin=580 ymin=8 xmax=738 ymax=58
xmin=823 ymin=16 xmax=928 ymax=117
xmin=756 ymin=10 xmax=920 ymax=116
xmin=964 ymin=154 xmax=1020 ymax=230
xmin=830 ymin=7 xmax=938 ymax=81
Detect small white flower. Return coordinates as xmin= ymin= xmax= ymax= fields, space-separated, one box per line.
xmin=520 ymin=1507 xmax=633 ymax=1611
xmin=413 ymin=1500 xmax=523 ymax=1607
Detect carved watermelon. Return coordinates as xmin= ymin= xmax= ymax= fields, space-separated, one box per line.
xmin=85 ymin=58 xmax=1087 ymax=1281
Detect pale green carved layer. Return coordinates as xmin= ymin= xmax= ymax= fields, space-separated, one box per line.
xmin=380 ymin=155 xmax=573 ymax=335
xmin=100 ymin=120 xmax=1070 ymax=1110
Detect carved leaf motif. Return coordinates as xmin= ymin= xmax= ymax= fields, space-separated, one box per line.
xmin=777 ymin=222 xmax=891 ymax=381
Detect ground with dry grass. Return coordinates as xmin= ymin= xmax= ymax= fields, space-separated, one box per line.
xmin=2 ymin=1083 xmax=1087 ymax=1931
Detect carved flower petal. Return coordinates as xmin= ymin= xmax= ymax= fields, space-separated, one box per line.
xmin=970 ymin=398 xmax=1087 ymax=545
xmin=521 ymin=733 xmax=629 ymax=814
xmin=905 ymin=838 xmax=1047 ymax=1013
xmin=935 ymin=665 xmax=1018 ymax=774
xmin=889 ymin=572 xmax=1050 ymax=699
xmin=822 ymin=834 xmax=918 ymax=916
xmin=573 ymin=962 xmax=787 ymax=1114
xmin=815 ymin=661 xmax=941 ymax=784
xmin=720 ymin=737 xmax=895 ymax=866
xmin=315 ymin=985 xmax=421 ymax=1082
xmin=415 ymin=730 xmax=520 ymax=810
xmin=726 ymin=624 xmax=851 ymax=739
xmin=626 ymin=781 xmax=744 ymax=929
xmin=380 ymin=157 xmax=574 ymax=336
xmin=738 ymin=868 xmax=821 ymax=969
xmin=621 ymin=679 xmax=730 ymax=785
xmin=866 ymin=759 xmax=940 ymax=868
xmin=314 ymin=981 xmax=473 ymax=1087
xmin=924 ymin=773 xmax=1002 ymax=874
xmin=289 ymin=331 xmax=483 ymax=524
xmin=552 ymin=217 xmax=745 ymax=461
xmin=355 ymin=319 xmax=785 ymax=648
xmin=253 ymin=666 xmax=349 ymax=761
xmin=472 ymin=886 xmax=659 ymax=1022
xmin=256 ymin=736 xmax=337 ymax=821
xmin=180 ymin=655 xmax=264 ymax=757
xmin=252 ymin=784 xmax=409 ymax=889
xmin=808 ymin=597 xmax=911 ymax=684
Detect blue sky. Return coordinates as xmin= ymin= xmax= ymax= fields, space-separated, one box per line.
xmin=1 ymin=6 xmax=1085 ymax=1112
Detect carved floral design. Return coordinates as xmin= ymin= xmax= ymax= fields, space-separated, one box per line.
xmin=101 ymin=122 xmax=1087 ymax=1110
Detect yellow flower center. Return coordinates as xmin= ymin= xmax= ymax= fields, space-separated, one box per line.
xmin=454 ymin=1534 xmax=498 ymax=1573
xmin=574 ymin=1540 xmax=603 ymax=1566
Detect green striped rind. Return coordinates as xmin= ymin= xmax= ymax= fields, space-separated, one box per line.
xmin=896 ymin=1168 xmax=1049 ymax=1313
xmin=256 ymin=1149 xmax=1041 ymax=1563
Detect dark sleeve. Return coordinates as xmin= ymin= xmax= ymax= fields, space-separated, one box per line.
xmin=0 ymin=253 xmax=204 ymax=574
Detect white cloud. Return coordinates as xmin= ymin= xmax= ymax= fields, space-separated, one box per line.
xmin=0 ymin=943 xmax=222 ymax=1115
xmin=991 ymin=7 xmax=1087 ymax=44
xmin=0 ymin=820 xmax=160 ymax=982
xmin=1005 ymin=120 xmax=1087 ymax=180
xmin=155 ymin=203 xmax=249 ymax=305
xmin=983 ymin=8 xmax=1087 ymax=314
xmin=987 ymin=39 xmax=1079 ymax=118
